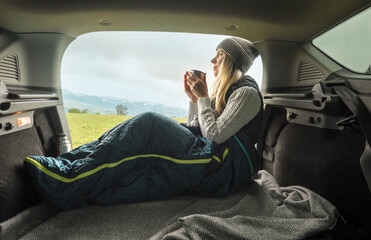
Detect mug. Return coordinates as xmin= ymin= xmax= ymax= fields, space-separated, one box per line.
xmin=189 ymin=69 xmax=204 ymax=79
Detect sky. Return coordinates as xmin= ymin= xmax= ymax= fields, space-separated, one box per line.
xmin=61 ymin=32 xmax=263 ymax=110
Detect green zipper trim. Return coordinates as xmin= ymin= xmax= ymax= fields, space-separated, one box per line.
xmin=222 ymin=148 xmax=229 ymax=163
xmin=233 ymin=135 xmax=253 ymax=175
xmin=25 ymin=153 xmax=221 ymax=183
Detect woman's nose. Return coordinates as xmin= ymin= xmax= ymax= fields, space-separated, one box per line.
xmin=211 ymin=57 xmax=216 ymax=63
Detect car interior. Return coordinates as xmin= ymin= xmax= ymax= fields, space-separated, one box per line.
xmin=0 ymin=0 xmax=370 ymax=239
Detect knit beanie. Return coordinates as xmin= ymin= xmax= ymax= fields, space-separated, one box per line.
xmin=216 ymin=37 xmax=259 ymax=73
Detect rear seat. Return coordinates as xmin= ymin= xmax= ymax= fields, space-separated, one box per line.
xmin=257 ymin=104 xmax=371 ymax=238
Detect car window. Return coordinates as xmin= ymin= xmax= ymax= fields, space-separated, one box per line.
xmin=61 ymin=32 xmax=262 ymax=116
xmin=61 ymin=32 xmax=263 ymax=147
xmin=312 ymin=7 xmax=371 ymax=74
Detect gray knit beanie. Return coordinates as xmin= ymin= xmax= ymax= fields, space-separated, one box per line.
xmin=216 ymin=37 xmax=259 ymax=73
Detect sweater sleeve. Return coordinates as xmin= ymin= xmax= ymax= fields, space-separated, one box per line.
xmin=186 ymin=102 xmax=200 ymax=126
xmin=197 ymin=87 xmax=261 ymax=145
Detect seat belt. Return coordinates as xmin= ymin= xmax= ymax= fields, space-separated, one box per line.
xmin=333 ymin=86 xmax=371 ymax=192
xmin=257 ymin=104 xmax=273 ymax=160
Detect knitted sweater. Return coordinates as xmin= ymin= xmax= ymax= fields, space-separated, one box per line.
xmin=186 ymin=83 xmax=261 ymax=145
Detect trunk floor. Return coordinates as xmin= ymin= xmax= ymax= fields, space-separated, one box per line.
xmin=19 ymin=188 xmax=249 ymax=239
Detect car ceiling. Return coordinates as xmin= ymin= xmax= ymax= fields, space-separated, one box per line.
xmin=0 ymin=0 xmax=370 ymax=42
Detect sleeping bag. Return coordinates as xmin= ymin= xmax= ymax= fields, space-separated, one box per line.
xmin=24 ymin=112 xmax=260 ymax=209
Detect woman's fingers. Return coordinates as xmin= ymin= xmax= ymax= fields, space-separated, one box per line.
xmin=187 ymin=73 xmax=207 ymax=98
xmin=187 ymin=72 xmax=198 ymax=82
xmin=201 ymin=72 xmax=207 ymax=83
xmin=184 ymin=72 xmax=198 ymax=103
xmin=184 ymin=82 xmax=192 ymax=95
xmin=184 ymin=73 xmax=195 ymax=95
xmin=183 ymin=71 xmax=208 ymax=100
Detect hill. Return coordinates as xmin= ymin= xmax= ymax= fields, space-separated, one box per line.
xmin=62 ymin=89 xmax=187 ymax=117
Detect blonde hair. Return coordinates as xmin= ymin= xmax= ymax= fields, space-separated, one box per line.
xmin=211 ymin=52 xmax=242 ymax=115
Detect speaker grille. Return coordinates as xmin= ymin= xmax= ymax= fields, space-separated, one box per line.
xmin=298 ymin=61 xmax=323 ymax=82
xmin=0 ymin=54 xmax=19 ymax=82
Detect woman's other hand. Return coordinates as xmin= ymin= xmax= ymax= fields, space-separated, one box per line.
xmin=184 ymin=72 xmax=198 ymax=103
xmin=186 ymin=72 xmax=209 ymax=100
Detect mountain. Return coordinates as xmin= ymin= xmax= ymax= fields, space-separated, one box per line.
xmin=62 ymin=90 xmax=187 ymax=117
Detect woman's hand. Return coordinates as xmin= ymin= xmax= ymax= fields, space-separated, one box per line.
xmin=186 ymin=72 xmax=209 ymax=100
xmin=184 ymin=72 xmax=198 ymax=103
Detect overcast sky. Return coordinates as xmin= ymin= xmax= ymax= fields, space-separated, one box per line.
xmin=61 ymin=32 xmax=263 ymax=110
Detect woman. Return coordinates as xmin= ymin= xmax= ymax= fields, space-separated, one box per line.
xmin=185 ymin=37 xmax=262 ymax=145
xmin=25 ymin=37 xmax=263 ymax=209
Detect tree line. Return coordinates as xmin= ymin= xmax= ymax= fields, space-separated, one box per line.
xmin=68 ymin=104 xmax=128 ymax=115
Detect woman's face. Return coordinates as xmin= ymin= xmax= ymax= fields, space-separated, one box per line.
xmin=211 ymin=49 xmax=225 ymax=77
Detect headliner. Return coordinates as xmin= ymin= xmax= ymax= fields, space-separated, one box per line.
xmin=0 ymin=0 xmax=370 ymax=41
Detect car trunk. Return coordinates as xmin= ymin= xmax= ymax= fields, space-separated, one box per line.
xmin=1 ymin=30 xmax=370 ymax=239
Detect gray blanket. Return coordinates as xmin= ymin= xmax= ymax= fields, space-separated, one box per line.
xmin=151 ymin=170 xmax=339 ymax=240
xmin=1 ymin=170 xmax=338 ymax=239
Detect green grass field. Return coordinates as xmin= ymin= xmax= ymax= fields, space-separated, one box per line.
xmin=66 ymin=113 xmax=186 ymax=148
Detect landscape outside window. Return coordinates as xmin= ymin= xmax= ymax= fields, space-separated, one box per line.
xmin=61 ymin=32 xmax=263 ymax=147
xmin=313 ymin=7 xmax=371 ymax=74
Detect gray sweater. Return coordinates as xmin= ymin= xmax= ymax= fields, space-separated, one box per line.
xmin=186 ymin=86 xmax=261 ymax=144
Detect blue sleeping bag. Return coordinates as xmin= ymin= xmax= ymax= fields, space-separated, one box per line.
xmin=25 ymin=112 xmax=260 ymax=209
